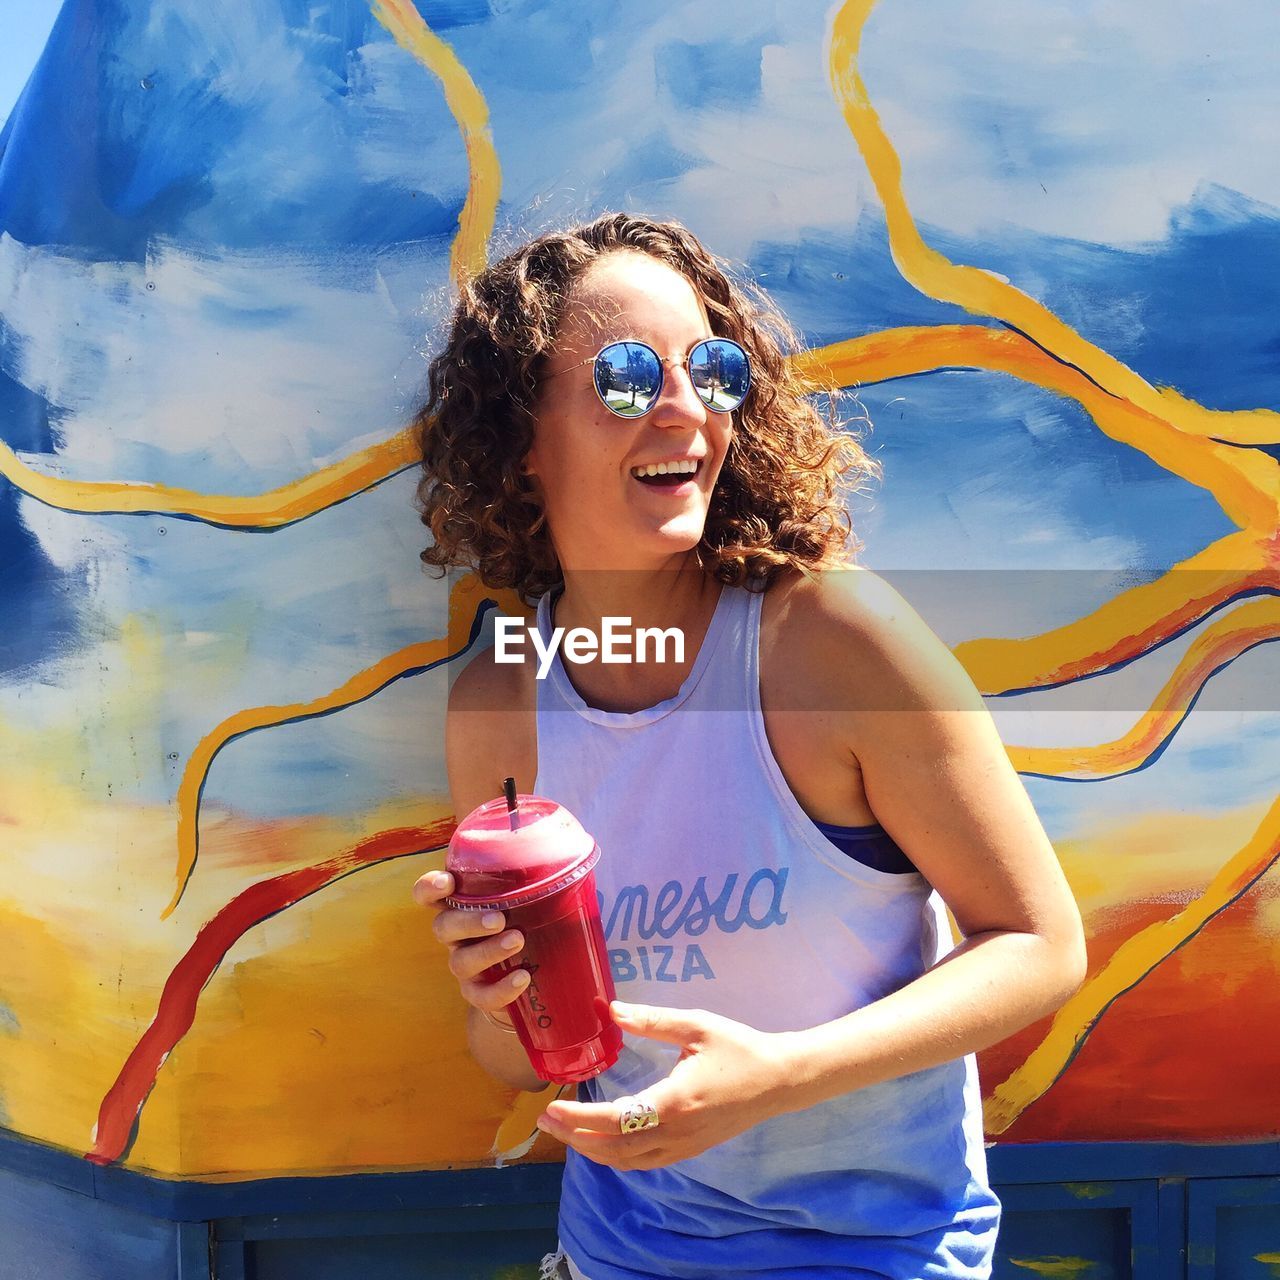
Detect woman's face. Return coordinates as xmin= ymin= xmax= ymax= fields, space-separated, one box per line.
xmin=525 ymin=251 xmax=734 ymax=572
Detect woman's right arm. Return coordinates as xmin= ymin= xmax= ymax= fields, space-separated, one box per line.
xmin=412 ymin=649 xmax=548 ymax=1094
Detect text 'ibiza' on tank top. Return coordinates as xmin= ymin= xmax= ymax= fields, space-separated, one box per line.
xmin=531 ymin=578 xmax=1001 ymax=1280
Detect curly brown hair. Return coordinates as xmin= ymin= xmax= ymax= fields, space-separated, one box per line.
xmin=414 ymin=212 xmax=879 ymax=604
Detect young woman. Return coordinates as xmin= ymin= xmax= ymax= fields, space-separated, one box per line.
xmin=412 ymin=213 xmax=1086 ymax=1280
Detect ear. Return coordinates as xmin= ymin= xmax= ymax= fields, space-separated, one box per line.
xmin=519 ymin=407 xmax=544 ymax=478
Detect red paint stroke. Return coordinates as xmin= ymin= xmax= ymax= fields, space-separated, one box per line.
xmin=981 ymin=877 xmax=1280 ymax=1142
xmin=86 ymin=818 xmax=455 ymax=1166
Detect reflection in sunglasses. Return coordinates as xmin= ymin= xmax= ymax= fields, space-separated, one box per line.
xmin=589 ymin=339 xmax=751 ymax=418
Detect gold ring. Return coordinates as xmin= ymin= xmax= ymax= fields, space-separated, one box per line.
xmin=616 ymin=1095 xmax=660 ymax=1135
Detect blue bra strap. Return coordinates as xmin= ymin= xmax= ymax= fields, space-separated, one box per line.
xmin=811 ymin=819 xmax=918 ymax=875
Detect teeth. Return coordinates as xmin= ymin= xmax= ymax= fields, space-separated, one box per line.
xmin=631 ymin=460 xmax=700 ymax=479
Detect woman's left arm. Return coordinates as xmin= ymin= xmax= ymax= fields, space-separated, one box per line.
xmin=537 ymin=569 xmax=1087 ymax=1168
xmin=776 ymin=566 xmax=1089 ymax=1112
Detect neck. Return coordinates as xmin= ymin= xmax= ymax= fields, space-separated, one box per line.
xmin=552 ymin=554 xmax=716 ymax=638
xmin=545 ymin=554 xmax=724 ymax=711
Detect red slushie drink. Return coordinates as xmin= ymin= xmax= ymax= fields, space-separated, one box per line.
xmin=445 ymin=791 xmax=622 ymax=1083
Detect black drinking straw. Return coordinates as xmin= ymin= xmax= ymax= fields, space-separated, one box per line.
xmin=502 ymin=776 xmax=520 ymax=831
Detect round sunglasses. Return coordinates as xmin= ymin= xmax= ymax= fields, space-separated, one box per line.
xmin=545 ymin=337 xmax=751 ymax=418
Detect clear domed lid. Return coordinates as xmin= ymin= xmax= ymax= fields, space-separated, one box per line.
xmin=444 ymin=794 xmax=598 ymax=910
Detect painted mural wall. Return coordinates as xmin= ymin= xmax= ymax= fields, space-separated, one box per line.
xmin=0 ymin=0 xmax=1276 ymax=1183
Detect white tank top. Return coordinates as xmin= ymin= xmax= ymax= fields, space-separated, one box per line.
xmin=532 ymin=577 xmax=1000 ymax=1280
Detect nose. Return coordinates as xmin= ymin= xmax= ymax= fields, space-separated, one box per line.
xmin=651 ymin=358 xmax=709 ymax=429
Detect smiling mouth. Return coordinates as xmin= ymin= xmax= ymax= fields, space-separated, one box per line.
xmin=630 ymin=460 xmax=702 ymax=488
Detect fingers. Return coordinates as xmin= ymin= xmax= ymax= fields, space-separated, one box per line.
xmin=542 ymin=1099 xmax=630 ymax=1133
xmin=535 ymin=1115 xmax=667 ymax=1170
xmin=414 ymin=872 xmax=508 ymax=946
xmin=462 ymin=964 xmax=530 ymax=1014
xmin=435 ymin=903 xmax=527 ymax=1002
xmin=412 ymin=869 xmax=454 ymax=908
xmin=432 ymin=904 xmax=508 ymax=946
xmin=447 ymin=927 xmax=525 ymax=983
xmin=611 ymin=1001 xmax=711 ymax=1046
xmin=438 ymin=911 xmax=526 ymax=1006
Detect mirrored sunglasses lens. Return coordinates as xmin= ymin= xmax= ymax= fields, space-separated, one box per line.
xmin=689 ymin=340 xmax=750 ymax=411
xmin=594 ymin=342 xmax=662 ymax=417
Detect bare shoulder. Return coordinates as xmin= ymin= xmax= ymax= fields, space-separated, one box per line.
xmin=778 ymin=564 xmax=1083 ymax=953
xmin=446 ymin=637 xmax=537 ymax=819
xmin=775 ymin=562 xmax=985 ymax=716
xmin=448 ymin=633 xmax=533 ymax=712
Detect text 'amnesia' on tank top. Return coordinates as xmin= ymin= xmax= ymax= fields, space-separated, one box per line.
xmin=531 ymin=578 xmax=1001 ymax=1280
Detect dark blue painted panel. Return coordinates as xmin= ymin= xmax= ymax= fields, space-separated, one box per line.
xmin=244 ymin=1230 xmax=553 ymax=1280
xmin=994 ymin=1180 xmax=1163 ymax=1280
xmin=221 ymin=1201 xmax=558 ymax=1242
xmin=1157 ymin=1178 xmax=1188 ymax=1280
xmin=92 ymin=1160 xmax=568 ymax=1224
xmin=0 ymin=1165 xmax=180 ymax=1280
xmin=176 ymin=1222 xmax=210 ymax=1280
xmin=994 ymin=1205 xmax=1133 ymax=1279
xmin=216 ymin=1198 xmax=559 ymax=1278
xmin=0 ymin=1127 xmax=96 ymax=1196
xmin=990 ymin=1141 xmax=1280 ymax=1185
xmin=1187 ymin=1177 xmax=1280 ymax=1280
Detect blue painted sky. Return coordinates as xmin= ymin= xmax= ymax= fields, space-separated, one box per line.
xmin=0 ymin=1 xmax=60 ymax=124
xmin=1 ymin=0 xmax=1275 ymax=828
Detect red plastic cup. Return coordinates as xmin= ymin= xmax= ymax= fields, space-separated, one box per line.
xmin=445 ymin=793 xmax=622 ymax=1084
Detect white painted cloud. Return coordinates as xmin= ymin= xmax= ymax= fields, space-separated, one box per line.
xmin=365 ymin=0 xmax=873 ymax=265
xmin=654 ymin=37 xmax=871 ymax=262
xmin=0 ymin=232 xmax=445 ymax=490
xmin=858 ymin=0 xmax=1280 ymax=243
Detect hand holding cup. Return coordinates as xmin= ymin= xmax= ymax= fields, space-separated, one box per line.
xmin=413 ymin=870 xmax=530 ymax=1020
